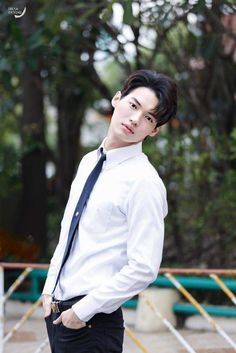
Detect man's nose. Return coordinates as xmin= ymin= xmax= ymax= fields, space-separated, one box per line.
xmin=130 ymin=112 xmax=142 ymax=125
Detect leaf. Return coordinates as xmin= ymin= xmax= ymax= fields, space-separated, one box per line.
xmin=0 ymin=58 xmax=11 ymax=71
xmin=196 ymin=0 xmax=206 ymax=12
xmin=15 ymin=60 xmax=24 ymax=75
xmin=100 ymin=4 xmax=113 ymax=23
xmin=202 ymin=35 xmax=219 ymax=60
xmin=9 ymin=21 xmax=24 ymax=45
xmin=123 ymin=0 xmax=135 ymax=26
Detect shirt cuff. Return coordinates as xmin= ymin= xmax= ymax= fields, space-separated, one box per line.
xmin=72 ymin=295 xmax=98 ymax=322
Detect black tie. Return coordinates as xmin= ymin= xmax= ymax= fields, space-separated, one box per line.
xmin=52 ymin=148 xmax=106 ymax=294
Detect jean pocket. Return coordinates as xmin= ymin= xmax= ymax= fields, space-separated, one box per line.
xmin=60 ymin=323 xmax=87 ymax=331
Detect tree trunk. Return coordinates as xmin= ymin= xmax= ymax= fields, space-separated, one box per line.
xmin=16 ymin=0 xmax=47 ymax=258
xmin=56 ymin=89 xmax=85 ymax=206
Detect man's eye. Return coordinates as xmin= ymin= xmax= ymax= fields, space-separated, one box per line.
xmin=129 ymin=102 xmax=137 ymax=109
xmin=146 ymin=116 xmax=153 ymax=123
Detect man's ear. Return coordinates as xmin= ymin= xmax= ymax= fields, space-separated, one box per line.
xmin=111 ymin=91 xmax=122 ymax=108
xmin=149 ymin=126 xmax=160 ymax=137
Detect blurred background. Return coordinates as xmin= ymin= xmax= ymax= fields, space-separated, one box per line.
xmin=0 ymin=0 xmax=235 ymax=268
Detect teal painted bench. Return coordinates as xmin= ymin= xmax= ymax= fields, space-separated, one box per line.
xmin=10 ymin=269 xmax=48 ymax=301
xmin=123 ymin=301 xmax=236 ymax=318
xmin=123 ymin=276 xmax=236 ymax=318
xmin=173 ymin=303 xmax=236 ymax=317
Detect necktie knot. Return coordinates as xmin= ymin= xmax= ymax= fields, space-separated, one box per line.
xmin=100 ymin=148 xmax=106 ymax=162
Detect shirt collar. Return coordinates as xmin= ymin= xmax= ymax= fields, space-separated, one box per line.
xmin=97 ymin=138 xmax=143 ymax=168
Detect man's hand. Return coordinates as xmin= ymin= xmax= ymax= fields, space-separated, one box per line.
xmin=42 ymin=294 xmax=52 ymax=318
xmin=53 ymin=308 xmax=86 ymax=330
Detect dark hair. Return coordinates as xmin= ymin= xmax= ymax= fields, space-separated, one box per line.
xmin=120 ymin=69 xmax=177 ymax=127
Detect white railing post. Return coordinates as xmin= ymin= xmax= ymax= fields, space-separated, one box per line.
xmin=0 ymin=266 xmax=4 ymax=353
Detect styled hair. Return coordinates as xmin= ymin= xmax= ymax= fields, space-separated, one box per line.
xmin=120 ymin=69 xmax=177 ymax=127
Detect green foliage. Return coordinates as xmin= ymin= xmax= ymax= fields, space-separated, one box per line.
xmin=230 ymin=128 xmax=236 ymax=159
xmin=144 ymin=126 xmax=236 ymax=267
xmin=0 ymin=145 xmax=21 ymax=197
xmin=0 ymin=104 xmax=21 ymax=198
xmin=122 ymin=0 xmax=135 ymax=26
xmin=0 ymin=0 xmax=235 ymax=265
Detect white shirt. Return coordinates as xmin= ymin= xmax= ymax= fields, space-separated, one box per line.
xmin=42 ymin=140 xmax=168 ymax=322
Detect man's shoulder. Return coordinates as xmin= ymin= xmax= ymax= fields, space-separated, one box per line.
xmin=78 ymin=149 xmax=97 ymax=166
xmin=126 ymin=153 xmax=162 ymax=179
xmin=121 ymin=153 xmax=166 ymax=192
xmin=73 ymin=149 xmax=97 ymax=178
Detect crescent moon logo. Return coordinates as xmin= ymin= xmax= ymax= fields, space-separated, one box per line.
xmin=14 ymin=6 xmax=26 ymax=18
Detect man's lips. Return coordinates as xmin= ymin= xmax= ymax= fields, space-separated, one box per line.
xmin=121 ymin=123 xmax=134 ymax=134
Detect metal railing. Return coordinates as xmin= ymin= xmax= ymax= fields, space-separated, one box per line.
xmin=1 ymin=263 xmax=236 ymax=353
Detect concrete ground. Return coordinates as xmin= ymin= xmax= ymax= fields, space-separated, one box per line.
xmin=3 ymin=300 xmax=236 ymax=353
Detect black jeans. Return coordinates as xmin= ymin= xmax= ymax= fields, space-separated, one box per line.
xmin=45 ymin=297 xmax=124 ymax=353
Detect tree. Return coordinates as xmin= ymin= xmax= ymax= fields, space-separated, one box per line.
xmin=0 ymin=0 xmax=235 ymax=265
xmin=0 ymin=1 xmax=47 ymax=256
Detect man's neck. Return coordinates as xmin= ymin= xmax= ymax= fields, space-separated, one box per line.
xmin=104 ymin=136 xmax=140 ymax=151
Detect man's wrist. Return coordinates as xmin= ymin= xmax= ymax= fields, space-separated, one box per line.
xmin=71 ymin=308 xmax=86 ymax=324
xmin=42 ymin=293 xmax=52 ymax=302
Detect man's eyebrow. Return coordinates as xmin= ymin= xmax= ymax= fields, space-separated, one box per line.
xmin=131 ymin=97 xmax=141 ymax=107
xmin=131 ymin=97 xmax=156 ymax=118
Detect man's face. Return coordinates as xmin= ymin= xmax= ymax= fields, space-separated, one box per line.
xmin=107 ymin=86 xmax=160 ymax=149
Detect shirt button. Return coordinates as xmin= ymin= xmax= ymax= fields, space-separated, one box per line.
xmin=75 ymin=211 xmax=79 ymax=216
xmin=88 ymin=324 xmax=92 ymax=328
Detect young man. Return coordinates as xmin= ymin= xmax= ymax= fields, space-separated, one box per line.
xmin=42 ymin=69 xmax=177 ymax=353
